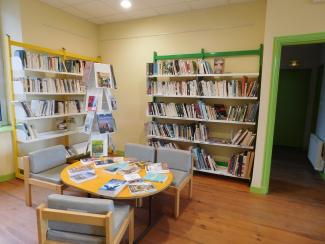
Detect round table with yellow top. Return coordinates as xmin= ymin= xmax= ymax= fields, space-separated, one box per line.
xmin=60 ymin=157 xmax=173 ymax=243
xmin=60 ymin=159 xmax=173 ymax=199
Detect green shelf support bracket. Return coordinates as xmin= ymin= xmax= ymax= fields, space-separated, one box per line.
xmin=152 ymin=46 xmax=262 ymax=61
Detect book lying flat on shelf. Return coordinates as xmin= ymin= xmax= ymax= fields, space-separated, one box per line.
xmin=128 ymin=182 xmax=156 ymax=195
xmin=70 ymin=172 xmax=97 ymax=184
xmin=143 ymin=172 xmax=168 ymax=183
xmin=98 ymin=179 xmax=128 ymax=197
xmin=145 ymin=162 xmax=169 ymax=174
xmin=67 ymin=164 xmax=95 ymax=176
xmin=97 ymin=113 xmax=116 ymax=133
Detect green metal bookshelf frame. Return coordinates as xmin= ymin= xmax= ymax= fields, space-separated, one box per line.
xmin=149 ymin=46 xmax=263 ymax=183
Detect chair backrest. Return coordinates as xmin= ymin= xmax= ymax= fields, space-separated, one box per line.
xmin=48 ymin=194 xmax=114 ymax=237
xmin=125 ymin=143 xmax=155 ymax=162
xmin=29 ymin=145 xmax=66 ymax=174
xmin=156 ymin=148 xmax=192 ymax=173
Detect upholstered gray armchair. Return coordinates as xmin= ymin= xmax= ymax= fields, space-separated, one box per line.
xmin=37 ymin=194 xmax=134 ymax=244
xmin=24 ymin=145 xmax=68 ymax=207
xmin=124 ymin=143 xmax=155 ymax=162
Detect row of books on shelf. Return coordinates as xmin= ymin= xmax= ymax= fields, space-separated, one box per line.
xmin=147 ymin=122 xmax=256 ymax=147
xmin=18 ymin=100 xmax=83 ymax=117
xmin=192 ymin=146 xmax=254 ymax=178
xmin=15 ymin=50 xmax=83 ymax=74
xmin=67 ymin=158 xmax=169 ymax=196
xmin=147 ymin=79 xmax=259 ymax=97
xmin=148 ymin=101 xmax=259 ymax=122
xmin=148 ymin=140 xmax=179 ymax=149
xmin=228 ymin=150 xmax=255 ymax=178
xmin=17 ymin=77 xmax=85 ymax=94
xmin=146 ymin=58 xmax=225 ymax=75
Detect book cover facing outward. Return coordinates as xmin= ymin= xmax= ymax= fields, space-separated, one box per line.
xmin=98 ymin=179 xmax=128 ymax=197
xmin=90 ymin=133 xmax=108 ymax=157
xmin=97 ymin=113 xmax=116 ymax=133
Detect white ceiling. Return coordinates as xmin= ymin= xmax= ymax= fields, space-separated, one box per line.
xmin=40 ymin=0 xmax=257 ymax=24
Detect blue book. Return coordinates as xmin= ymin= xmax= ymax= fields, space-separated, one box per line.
xmin=98 ymin=179 xmax=127 ymax=197
xmin=143 ymin=173 xmax=168 ymax=183
xmin=105 ymin=162 xmax=128 ymax=174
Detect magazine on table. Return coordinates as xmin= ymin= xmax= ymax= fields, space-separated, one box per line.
xmin=145 ymin=162 xmax=169 ymax=174
xmin=104 ymin=162 xmax=129 ymax=174
xmin=94 ymin=158 xmax=114 ymax=168
xmin=70 ymin=172 xmax=97 ymax=184
xmin=123 ymin=173 xmax=142 ymax=183
xmin=68 ymin=164 xmax=95 ymax=176
xmin=118 ymin=165 xmax=140 ymax=175
xmin=80 ymin=157 xmax=97 ymax=165
xmin=143 ymin=172 xmax=168 ymax=183
xmin=98 ymin=179 xmax=128 ymax=197
xmin=128 ymin=182 xmax=156 ymax=195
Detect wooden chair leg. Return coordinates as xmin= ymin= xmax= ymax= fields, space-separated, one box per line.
xmin=36 ymin=203 xmax=47 ymax=244
xmin=56 ymin=185 xmax=63 ymax=195
xmin=128 ymin=208 xmax=134 ymax=244
xmin=188 ymin=177 xmax=193 ymax=199
xmin=174 ymin=189 xmax=180 ymax=218
xmin=25 ymin=180 xmax=32 ymax=207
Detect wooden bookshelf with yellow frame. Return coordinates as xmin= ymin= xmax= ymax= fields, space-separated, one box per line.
xmin=5 ymin=36 xmax=101 ymax=179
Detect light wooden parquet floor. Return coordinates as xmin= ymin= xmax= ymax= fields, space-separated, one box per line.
xmin=0 ymin=148 xmax=324 ymax=244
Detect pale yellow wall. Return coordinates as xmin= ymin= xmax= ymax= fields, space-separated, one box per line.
xmin=0 ymin=0 xmax=99 ymax=176
xmin=99 ymin=0 xmax=266 ymax=154
xmin=20 ymin=0 xmax=98 ymax=57
xmin=252 ymin=0 xmax=325 ymax=188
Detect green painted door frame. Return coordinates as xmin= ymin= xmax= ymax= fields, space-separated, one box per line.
xmin=260 ymin=32 xmax=325 ymax=194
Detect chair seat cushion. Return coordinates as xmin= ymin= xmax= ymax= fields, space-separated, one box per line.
xmin=170 ymin=169 xmax=189 ymax=187
xmin=47 ymin=230 xmax=105 ymax=244
xmin=30 ymin=164 xmax=69 ymax=184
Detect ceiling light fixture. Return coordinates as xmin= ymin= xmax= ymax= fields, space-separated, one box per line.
xmin=120 ymin=0 xmax=132 ymax=9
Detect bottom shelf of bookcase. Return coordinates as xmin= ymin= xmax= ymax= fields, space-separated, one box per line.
xmin=194 ymin=167 xmax=250 ymax=180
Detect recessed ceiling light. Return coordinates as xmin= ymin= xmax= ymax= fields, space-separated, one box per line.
xmin=120 ymin=0 xmax=132 ymax=9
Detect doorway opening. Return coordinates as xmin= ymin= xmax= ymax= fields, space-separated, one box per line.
xmin=269 ymin=43 xmax=325 ymax=199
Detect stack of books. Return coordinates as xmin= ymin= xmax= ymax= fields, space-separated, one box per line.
xmin=231 ymin=129 xmax=256 ymax=146
xmin=68 ymin=164 xmax=97 ymax=183
xmin=228 ymin=151 xmax=255 ymax=178
xmin=147 ymin=79 xmax=258 ymax=97
xmin=22 ymin=77 xmax=84 ymax=93
xmin=147 ymin=121 xmax=209 ymax=141
xmin=148 ymin=101 xmax=227 ymax=120
xmin=19 ymin=100 xmax=83 ymax=117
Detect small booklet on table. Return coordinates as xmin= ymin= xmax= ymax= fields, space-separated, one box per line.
xmin=70 ymin=172 xmax=97 ymax=184
xmin=104 ymin=162 xmax=129 ymax=174
xmin=145 ymin=162 xmax=169 ymax=174
xmin=68 ymin=164 xmax=95 ymax=176
xmin=98 ymin=179 xmax=128 ymax=197
xmin=128 ymin=182 xmax=156 ymax=195
xmin=143 ymin=172 xmax=168 ymax=183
